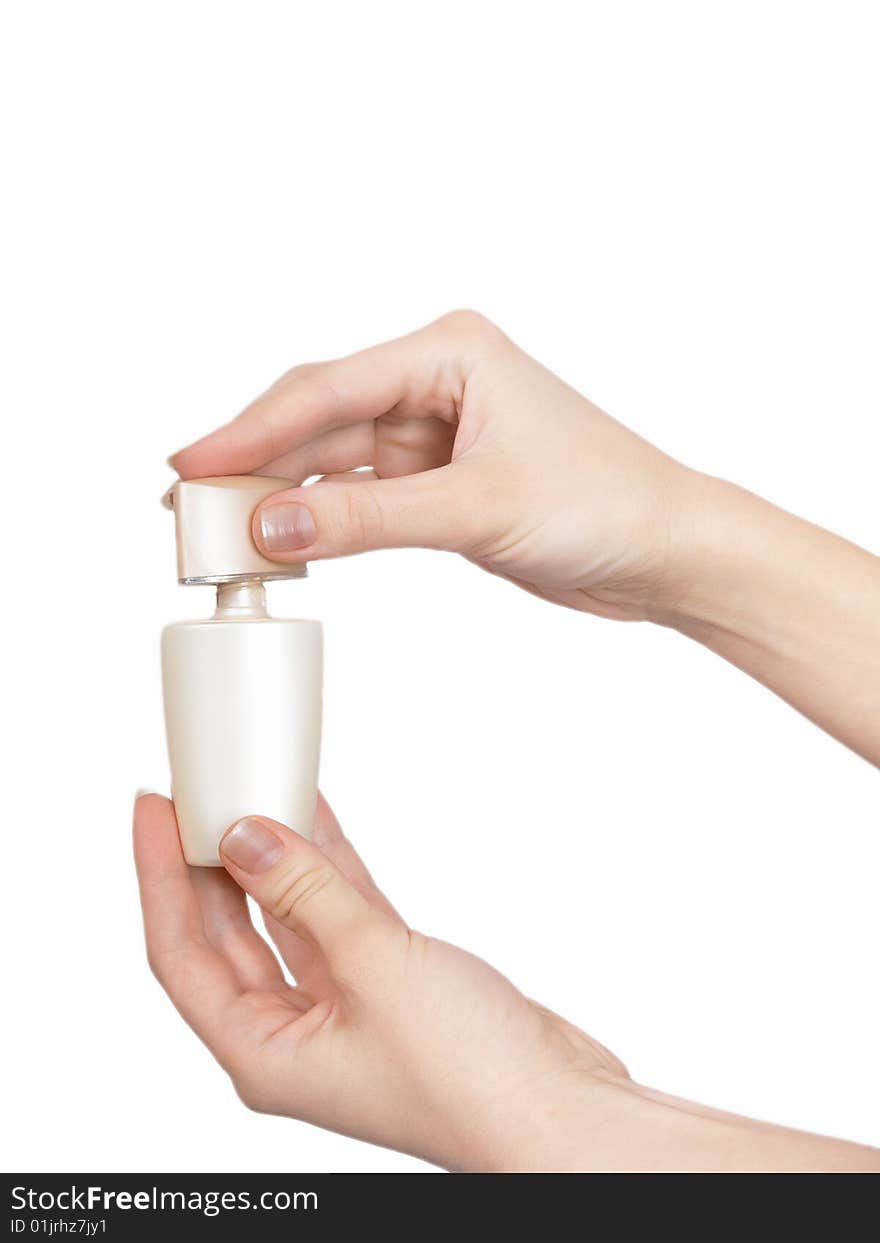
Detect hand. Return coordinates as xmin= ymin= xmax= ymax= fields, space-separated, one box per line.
xmin=171 ymin=311 xmax=880 ymax=764
xmin=170 ymin=310 xmax=697 ymax=621
xmin=133 ymin=792 xmax=627 ymax=1171
xmin=134 ymin=793 xmax=880 ymax=1171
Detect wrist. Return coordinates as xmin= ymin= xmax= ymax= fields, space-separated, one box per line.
xmin=450 ymin=1067 xmax=633 ymax=1173
xmin=646 ymin=471 xmax=767 ymax=632
xmin=452 ymin=1068 xmax=723 ymax=1173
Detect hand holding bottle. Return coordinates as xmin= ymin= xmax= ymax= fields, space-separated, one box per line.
xmin=171 ymin=310 xmax=695 ymax=621
xmin=172 ymin=311 xmax=880 ymax=764
xmin=133 ymin=793 xmax=880 ymax=1171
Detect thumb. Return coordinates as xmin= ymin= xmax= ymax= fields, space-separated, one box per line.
xmin=219 ymin=815 xmax=386 ymax=966
xmin=252 ymin=467 xmax=473 ymax=563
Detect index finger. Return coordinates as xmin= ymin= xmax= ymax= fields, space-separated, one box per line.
xmin=169 ymin=311 xmax=492 ymax=480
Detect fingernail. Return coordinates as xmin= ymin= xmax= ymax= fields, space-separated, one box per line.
xmin=133 ymin=788 xmax=161 ymax=814
xmin=221 ymin=817 xmax=284 ymax=873
xmin=260 ymin=503 xmax=317 ymax=552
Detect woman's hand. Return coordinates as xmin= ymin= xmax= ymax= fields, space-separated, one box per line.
xmin=171 ymin=310 xmax=697 ymax=621
xmin=134 ymin=793 xmax=880 ymax=1171
xmin=133 ymin=792 xmax=627 ymax=1171
xmin=170 ymin=312 xmax=880 ymax=764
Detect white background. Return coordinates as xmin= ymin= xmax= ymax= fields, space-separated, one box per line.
xmin=1 ymin=2 xmax=877 ymax=1173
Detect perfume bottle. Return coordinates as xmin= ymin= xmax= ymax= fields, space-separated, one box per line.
xmin=161 ymin=476 xmax=322 ymax=865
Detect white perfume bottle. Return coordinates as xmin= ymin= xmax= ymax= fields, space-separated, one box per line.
xmin=162 ymin=476 xmax=322 ymax=866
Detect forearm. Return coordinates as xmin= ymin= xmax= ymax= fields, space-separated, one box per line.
xmin=466 ymin=1071 xmax=880 ymax=1172
xmin=662 ymin=474 xmax=880 ymax=766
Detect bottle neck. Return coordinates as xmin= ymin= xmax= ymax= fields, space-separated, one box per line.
xmin=213 ymin=580 xmax=268 ymax=619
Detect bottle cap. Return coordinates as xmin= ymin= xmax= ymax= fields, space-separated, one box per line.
xmin=164 ymin=475 xmax=307 ymax=585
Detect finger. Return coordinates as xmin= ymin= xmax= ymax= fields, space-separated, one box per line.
xmin=311 ymin=793 xmax=402 ymax=922
xmin=219 ymin=814 xmax=395 ymax=973
xmin=257 ymin=411 xmax=453 ymax=488
xmin=251 ymin=464 xmax=477 ymax=564
xmin=256 ymin=422 xmax=375 ymax=485
xmin=169 ymin=311 xmax=494 ymax=479
xmin=260 ymin=793 xmax=403 ymax=982
xmin=133 ymin=794 xmax=243 ymax=1054
xmin=189 ymin=866 xmax=290 ymax=994
xmin=372 ymin=412 xmax=457 ymax=479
